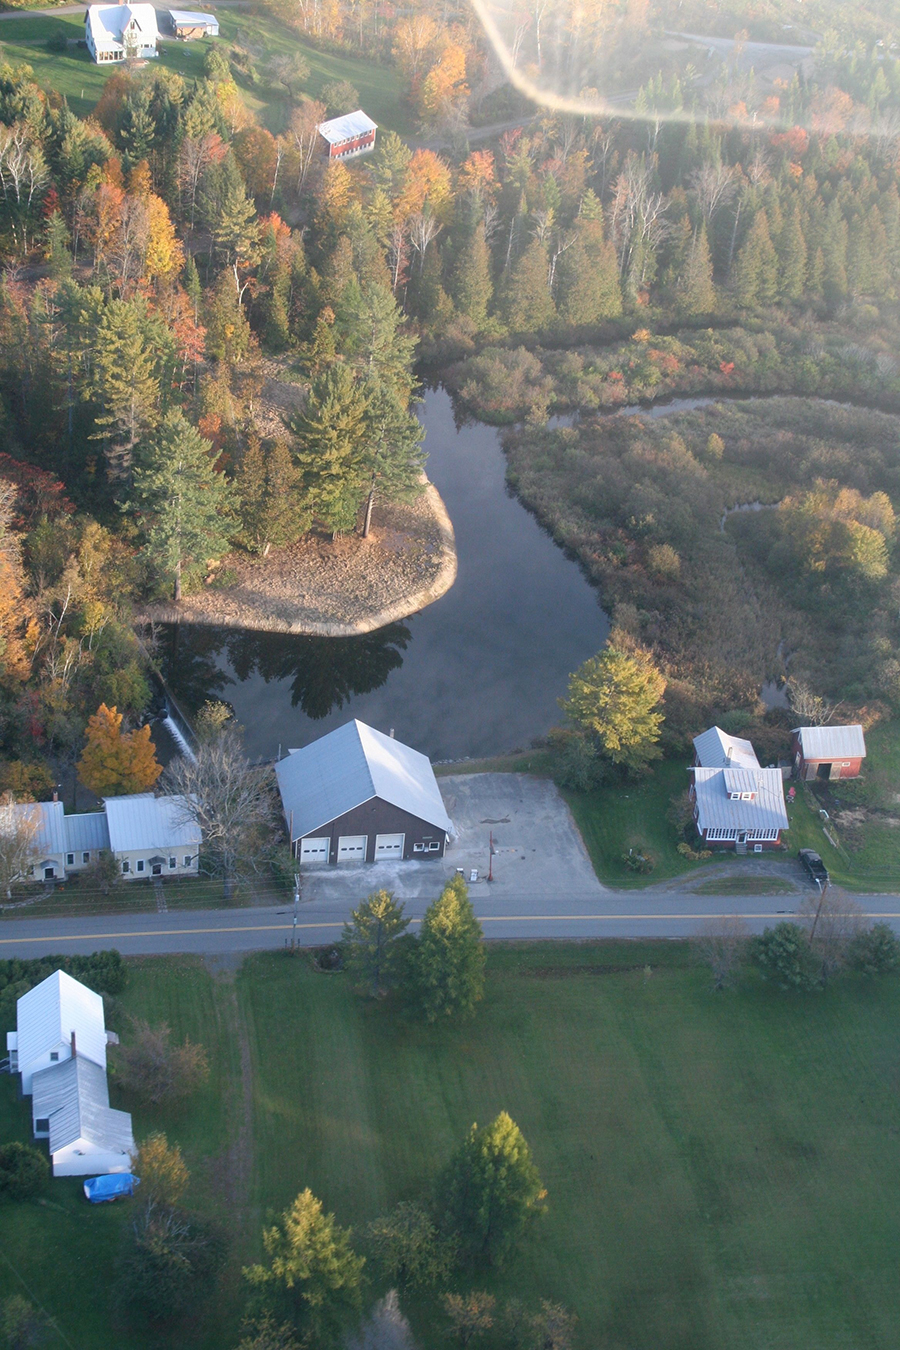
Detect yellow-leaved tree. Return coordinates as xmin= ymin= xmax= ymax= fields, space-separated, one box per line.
xmin=561 ymin=631 xmax=666 ymax=773
xmin=77 ymin=704 xmax=162 ymax=798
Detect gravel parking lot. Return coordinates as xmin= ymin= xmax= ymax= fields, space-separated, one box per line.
xmin=299 ymin=772 xmax=608 ymax=908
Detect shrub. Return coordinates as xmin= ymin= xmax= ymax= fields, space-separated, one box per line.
xmin=45 ymin=31 xmax=68 ymax=51
xmin=0 ymin=1143 xmax=49 ymax=1201
xmin=112 ymin=1019 xmax=209 ymax=1105
xmin=752 ymin=922 xmax=819 ymax=990
xmin=366 ymin=1201 xmax=453 ymax=1289
xmin=622 ymin=848 xmax=654 ymax=874
xmin=119 ymin=1204 xmax=225 ymax=1323
xmin=848 ymin=923 xmax=900 ymax=976
xmin=1 ymin=1294 xmax=49 ymax=1349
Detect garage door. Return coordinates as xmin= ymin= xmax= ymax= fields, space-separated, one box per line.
xmin=337 ymin=835 xmax=367 ymax=861
xmin=374 ymin=833 xmax=404 ymax=859
xmin=300 ymin=837 xmax=330 ymax=863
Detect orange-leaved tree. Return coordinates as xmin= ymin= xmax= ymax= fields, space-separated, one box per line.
xmin=77 ymin=704 xmax=162 ymax=798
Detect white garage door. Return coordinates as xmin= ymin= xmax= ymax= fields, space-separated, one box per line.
xmin=300 ymin=837 xmax=330 ymax=863
xmin=337 ymin=835 xmax=367 ymax=861
xmin=375 ymin=833 xmax=404 ymax=859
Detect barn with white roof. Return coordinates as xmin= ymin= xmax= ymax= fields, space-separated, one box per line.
xmin=276 ymin=719 xmax=451 ymax=864
xmin=317 ymin=110 xmax=377 ymax=161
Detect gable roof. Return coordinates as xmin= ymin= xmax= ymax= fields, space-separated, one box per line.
xmin=276 ymin=720 xmax=451 ymax=841
xmin=317 ymin=110 xmax=377 ymax=144
xmin=794 ymin=725 xmax=866 ymax=760
xmin=0 ymin=800 xmax=67 ymax=857
xmin=32 ymin=1056 xmax=133 ymax=1157
xmin=693 ymin=725 xmax=759 ymax=770
xmin=16 ymin=970 xmax=107 ymax=1076
xmin=104 ymin=794 xmax=201 ymax=853
xmin=64 ymin=812 xmax=111 ymax=854
xmin=693 ymin=767 xmax=789 ymax=832
xmin=86 ymin=3 xmax=158 ymax=47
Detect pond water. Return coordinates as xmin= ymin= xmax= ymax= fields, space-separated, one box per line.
xmin=159 ymin=388 xmax=609 ymax=762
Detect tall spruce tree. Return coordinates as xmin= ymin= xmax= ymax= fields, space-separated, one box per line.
xmin=777 ymin=204 xmax=807 ymax=302
xmin=414 ymin=875 xmax=485 ymax=1022
xmin=290 ymin=363 xmax=369 ymax=535
xmin=237 ymin=437 xmax=306 ymax=555
xmin=503 ymin=237 xmax=555 ymax=332
xmin=92 ymin=299 xmax=161 ymax=470
xmin=732 ymin=211 xmax=778 ymax=309
xmin=131 ymin=409 xmax=237 ymax=600
xmin=678 ymin=223 xmax=716 ymax=314
xmin=451 ymin=221 xmax=493 ymax=327
xmin=359 ymin=379 xmax=425 ymax=537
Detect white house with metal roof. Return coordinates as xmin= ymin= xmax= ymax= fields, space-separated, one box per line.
xmin=791 ymin=725 xmax=866 ymax=781
xmin=692 ymin=725 xmax=760 ymax=771
xmin=104 ymin=793 xmax=201 ymax=879
xmin=276 ymin=719 xmax=452 ymax=864
xmin=691 ymin=766 xmax=789 ymax=853
xmin=8 ymin=970 xmax=133 ymax=1176
xmin=85 ymin=3 xmax=159 ymax=63
xmin=317 ymin=110 xmax=377 ymax=161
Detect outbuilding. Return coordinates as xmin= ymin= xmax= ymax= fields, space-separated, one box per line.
xmin=166 ymin=9 xmax=219 ymax=38
xmin=276 ymin=719 xmax=452 ymax=864
xmin=316 ymin=110 xmax=377 ymax=161
xmin=792 ymin=725 xmax=866 ymax=781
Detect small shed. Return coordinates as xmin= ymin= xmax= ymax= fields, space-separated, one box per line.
xmin=276 ymin=719 xmax=451 ymax=864
xmin=792 ymin=725 xmax=866 ymax=781
xmin=317 ymin=110 xmax=377 ymax=161
xmin=167 ymin=9 xmax=219 ymax=38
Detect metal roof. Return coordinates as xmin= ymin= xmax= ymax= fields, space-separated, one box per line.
xmin=86 ymin=3 xmax=158 ymax=45
xmin=317 ymin=110 xmax=377 ymax=144
xmin=169 ymin=9 xmax=217 ymax=23
xmin=16 ymin=971 xmax=107 ymax=1084
xmin=276 ymin=719 xmax=451 ymax=841
xmin=693 ymin=767 xmax=789 ymax=832
xmin=0 ymin=801 xmax=67 ymax=857
xmin=64 ymin=812 xmax=111 ymax=854
xmin=692 ymin=726 xmax=759 ymax=770
xmin=32 ymin=1056 xmax=133 ymax=1157
xmin=794 ymin=725 xmax=866 ymax=760
xmin=104 ymin=794 xmax=201 ymax=853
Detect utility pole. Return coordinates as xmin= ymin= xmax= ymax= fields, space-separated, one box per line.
xmin=487 ymin=830 xmax=494 ymax=883
xmin=291 ymin=875 xmax=300 ymax=953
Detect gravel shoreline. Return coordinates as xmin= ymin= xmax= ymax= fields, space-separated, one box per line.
xmin=139 ymin=477 xmax=457 ymax=635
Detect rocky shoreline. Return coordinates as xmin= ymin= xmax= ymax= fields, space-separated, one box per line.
xmin=140 ymin=477 xmax=457 ymax=636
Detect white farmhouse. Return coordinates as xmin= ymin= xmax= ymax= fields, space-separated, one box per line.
xmin=85 ymin=3 xmax=159 ymax=63
xmin=104 ymin=793 xmax=201 ymax=879
xmin=7 ymin=970 xmax=134 ymax=1176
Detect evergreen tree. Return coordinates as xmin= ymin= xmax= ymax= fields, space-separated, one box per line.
xmin=777 ymin=204 xmax=807 ymax=302
xmin=678 ymin=223 xmax=716 ymax=314
xmin=414 ymin=875 xmax=485 ymax=1022
xmin=237 ymin=438 xmax=306 ymax=555
xmin=731 ymin=211 xmax=778 ymax=309
xmin=44 ymin=211 xmax=72 ymax=281
xmin=200 ymin=153 xmax=260 ymax=270
xmin=451 ymin=222 xmax=492 ymax=327
xmin=557 ymin=218 xmax=622 ymax=325
xmin=342 ymin=889 xmax=411 ymax=996
xmin=821 ymin=198 xmax=848 ymax=306
xmin=503 ymin=237 xmax=555 ymax=332
xmin=243 ymin=1189 xmax=365 ymax=1339
xmin=437 ymin=1113 xmax=545 ymax=1265
xmin=131 ymin=409 xmax=237 ymax=600
xmin=289 ymin=363 xmax=369 ymax=534
xmin=92 ymin=300 xmax=161 ymax=468
xmin=561 ymin=633 xmax=666 ymax=773
xmin=359 ymin=378 xmax=425 ymax=537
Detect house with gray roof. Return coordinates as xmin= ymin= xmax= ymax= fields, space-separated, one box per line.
xmin=791 ymin=725 xmax=866 ymax=781
xmin=691 ymin=766 xmax=789 ymax=854
xmin=692 ymin=725 xmax=760 ymax=771
xmin=276 ymin=719 xmax=452 ymax=864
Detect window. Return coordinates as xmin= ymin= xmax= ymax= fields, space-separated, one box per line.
xmin=82 ymin=851 xmax=90 ymax=864
xmin=49 ymin=1052 xmax=59 ymax=1062
xmin=66 ymin=853 xmax=74 ymax=865
xmin=136 ymin=859 xmax=145 ymax=873
xmin=122 ymin=860 xmax=130 ymax=874
xmin=35 ymin=1118 xmax=49 ymax=1133
xmin=741 ymin=792 xmax=754 ymax=801
xmin=169 ymin=857 xmax=176 ymax=869
xmin=426 ymin=841 xmax=441 ymax=852
xmin=183 ymin=855 xmax=192 ymax=867
xmin=842 ymin=761 xmax=851 ymax=767
xmin=413 ymin=843 xmax=425 ymax=853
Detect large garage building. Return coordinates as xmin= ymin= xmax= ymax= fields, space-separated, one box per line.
xmin=276 ymin=719 xmax=452 ymax=864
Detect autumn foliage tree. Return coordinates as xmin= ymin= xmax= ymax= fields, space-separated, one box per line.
xmin=77 ymin=703 xmax=162 ymax=798
xmin=561 ymin=632 xmax=666 ymax=774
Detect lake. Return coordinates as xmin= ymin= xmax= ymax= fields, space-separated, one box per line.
xmin=159 ymin=387 xmax=609 ymax=762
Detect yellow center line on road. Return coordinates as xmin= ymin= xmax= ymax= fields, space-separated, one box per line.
xmin=1 ymin=912 xmax=899 ymax=946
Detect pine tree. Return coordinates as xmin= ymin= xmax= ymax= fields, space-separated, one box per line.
xmin=557 ymin=218 xmax=622 ymax=325
xmin=561 ymin=633 xmax=666 ymax=773
xmin=503 ymin=237 xmax=555 ymax=332
xmin=678 ymin=223 xmax=716 ymax=314
xmin=437 ymin=1113 xmax=545 ymax=1265
xmin=77 ymin=703 xmax=162 ymax=797
xmin=342 ymin=889 xmax=411 ymax=996
xmin=451 ymin=222 xmax=492 ymax=327
xmin=731 ymin=211 xmax=778 ymax=309
xmin=289 ymin=363 xmax=369 ymax=535
xmin=777 ymin=204 xmax=807 ymax=302
xmin=414 ymin=875 xmax=485 ymax=1022
xmin=201 ymin=153 xmax=260 ymax=270
xmin=359 ymin=378 xmax=425 ymax=537
xmin=821 ymin=198 xmax=848 ymax=307
xmin=44 ymin=211 xmax=72 ymax=281
xmin=92 ymin=299 xmax=161 ymax=468
xmin=237 ymin=437 xmax=306 ymax=555
xmin=131 ymin=410 xmax=238 ymax=601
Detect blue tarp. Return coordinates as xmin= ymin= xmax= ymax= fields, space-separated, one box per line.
xmin=83 ymin=1173 xmax=139 ymax=1203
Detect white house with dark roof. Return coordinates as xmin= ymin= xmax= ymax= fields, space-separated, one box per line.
xmin=276 ymin=719 xmax=452 ymax=864
xmin=8 ymin=970 xmax=133 ymax=1176
xmin=85 ymin=3 xmax=158 ymax=63
xmin=791 ymin=725 xmax=866 ymax=781
xmin=691 ymin=765 xmax=789 ymax=853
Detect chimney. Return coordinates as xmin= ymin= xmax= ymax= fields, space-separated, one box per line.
xmin=70 ymin=1029 xmax=76 ymax=1059
xmin=52 ymin=789 xmax=58 ymax=802
xmin=389 ymin=728 xmax=395 ymax=738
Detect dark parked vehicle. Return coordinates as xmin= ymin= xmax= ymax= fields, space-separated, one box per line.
xmin=799 ymin=848 xmax=829 ymax=887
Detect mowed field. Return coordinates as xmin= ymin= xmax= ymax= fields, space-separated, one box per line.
xmin=3 ymin=945 xmax=900 ymax=1348
xmin=0 ymin=9 xmax=412 ymax=131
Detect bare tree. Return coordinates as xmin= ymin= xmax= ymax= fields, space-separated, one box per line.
xmin=608 ymin=156 xmax=671 ymax=289
xmin=688 ymin=162 xmax=738 ymax=225
xmin=407 ymin=211 xmax=442 ymax=277
xmin=799 ymin=891 xmax=865 ymax=986
xmin=113 ymin=1019 xmax=209 ymax=1105
xmin=177 ymin=132 xmax=222 ymax=231
xmin=162 ymin=729 xmax=277 ymax=898
xmin=694 ymin=915 xmax=751 ymax=990
xmin=0 ymin=799 xmax=41 ymax=900
xmin=786 ymin=679 xmax=836 ymax=727
xmin=289 ymin=99 xmax=328 ymax=197
xmin=345 ymin=1290 xmax=418 ymax=1350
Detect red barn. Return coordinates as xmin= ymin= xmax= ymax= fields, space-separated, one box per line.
xmin=791 ymin=725 xmax=866 ymax=781
xmin=317 ymin=110 xmax=377 ymax=162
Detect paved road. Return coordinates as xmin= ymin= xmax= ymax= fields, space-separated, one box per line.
xmin=3 ymin=890 xmax=900 ymax=957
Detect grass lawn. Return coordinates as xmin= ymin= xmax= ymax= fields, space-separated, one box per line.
xmin=691 ymin=875 xmax=798 ymax=895
xmin=7 ymin=944 xmax=900 ymax=1348
xmin=0 ymin=10 xmax=413 ymax=131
